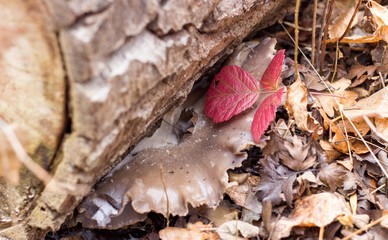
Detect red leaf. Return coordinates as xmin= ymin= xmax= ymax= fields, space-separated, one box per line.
xmin=260 ymin=50 xmax=285 ymax=90
xmin=205 ymin=65 xmax=260 ymax=123
xmin=251 ymin=88 xmax=284 ymax=142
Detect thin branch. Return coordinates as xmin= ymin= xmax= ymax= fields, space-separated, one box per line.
xmin=341 ymin=214 xmax=388 ymax=240
xmin=312 ymin=0 xmax=318 ymax=67
xmin=294 ymin=0 xmax=301 ymax=81
xmin=320 ymin=0 xmax=335 ymax=72
xmin=338 ymin=0 xmax=362 ymax=42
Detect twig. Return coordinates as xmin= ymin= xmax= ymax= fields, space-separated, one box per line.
xmin=319 ymin=226 xmax=324 ymax=240
xmin=331 ymin=0 xmax=362 ymax=82
xmin=343 ymin=111 xmax=388 ymax=178
xmin=294 ymin=0 xmax=301 ymax=81
xmin=330 ymin=41 xmax=340 ymax=82
xmin=338 ymin=105 xmax=353 ymax=162
xmin=312 ymin=0 xmax=318 ymax=67
xmin=283 ymin=21 xmax=315 ymax=31
xmin=379 ymin=71 xmax=386 ymax=88
xmin=160 ymin=163 xmax=170 ymax=226
xmin=320 ymin=0 xmax=335 ymax=72
xmin=341 ymin=214 xmax=388 ymax=240
xmin=317 ymin=0 xmax=329 ymax=68
xmin=338 ymin=0 xmax=362 ymax=43
xmin=370 ymin=184 xmax=386 ymax=194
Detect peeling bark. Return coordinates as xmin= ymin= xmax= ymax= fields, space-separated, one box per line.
xmin=0 ymin=0 xmax=294 ymax=238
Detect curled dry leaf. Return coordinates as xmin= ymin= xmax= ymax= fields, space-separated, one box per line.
xmin=271 ymin=192 xmax=351 ymax=240
xmin=285 ymin=79 xmax=322 ymax=134
xmin=328 ymin=0 xmax=358 ymax=39
xmin=226 ymin=174 xmax=260 ymax=208
xmin=327 ymin=0 xmax=388 ymax=43
xmin=159 ymin=222 xmax=220 ymax=240
xmin=314 ymin=78 xmax=360 ymax=120
xmin=319 ymin=140 xmax=342 ymax=162
xmin=217 ymin=220 xmax=259 ymax=240
xmin=330 ymin=119 xmax=370 ymax=154
xmin=344 ymin=86 xmax=388 ymax=121
xmin=327 ymin=86 xmax=388 ymax=153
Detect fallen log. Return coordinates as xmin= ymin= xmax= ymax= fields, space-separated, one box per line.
xmin=0 ymin=0 xmax=293 ymax=238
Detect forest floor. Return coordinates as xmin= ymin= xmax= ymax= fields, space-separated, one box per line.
xmin=47 ymin=1 xmax=388 ymax=239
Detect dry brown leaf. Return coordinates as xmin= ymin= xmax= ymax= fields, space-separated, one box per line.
xmin=317 ymin=87 xmax=388 ymax=154
xmin=374 ymin=117 xmax=388 ymax=143
xmin=344 ymin=87 xmax=388 ymax=121
xmin=226 ymin=174 xmax=260 ymax=208
xmin=271 ymin=192 xmax=351 ymax=240
xmin=337 ymin=158 xmax=354 ymax=171
xmin=319 ymin=140 xmax=342 ymax=162
xmin=314 ymin=78 xmax=358 ymax=118
xmin=285 ymin=79 xmax=321 ymax=134
xmin=347 ymin=62 xmax=377 ymax=81
xmin=330 ymin=87 xmax=388 ymax=152
xmin=366 ymin=0 xmax=388 ymax=28
xmin=279 ymin=136 xmax=316 ymax=171
xmin=331 ymin=119 xmax=369 ymax=154
xmin=371 ymin=40 xmax=388 ymax=74
xmin=328 ymin=0 xmax=358 ymax=39
xmin=294 ymin=193 xmax=351 ymax=225
xmin=318 ymin=163 xmax=348 ymax=191
xmin=327 ymin=0 xmax=388 ymax=43
xmin=159 ymin=222 xmax=220 ymax=240
xmin=217 ymin=220 xmax=259 ymax=240
xmin=205 ymin=203 xmax=238 ymax=227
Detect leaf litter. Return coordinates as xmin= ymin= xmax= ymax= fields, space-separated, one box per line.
xmin=51 ymin=1 xmax=388 ymax=239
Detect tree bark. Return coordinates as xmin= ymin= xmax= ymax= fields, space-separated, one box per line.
xmin=0 ymin=0 xmax=294 ymax=238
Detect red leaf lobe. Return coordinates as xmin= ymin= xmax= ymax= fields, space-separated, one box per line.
xmin=251 ymin=88 xmax=284 ymax=142
xmin=260 ymin=50 xmax=285 ymax=91
xmin=205 ymin=65 xmax=260 ymax=123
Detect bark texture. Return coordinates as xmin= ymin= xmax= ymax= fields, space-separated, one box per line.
xmin=0 ymin=0 xmax=293 ymax=238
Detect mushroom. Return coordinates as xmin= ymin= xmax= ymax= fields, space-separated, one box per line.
xmin=74 ymin=37 xmax=277 ymax=229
